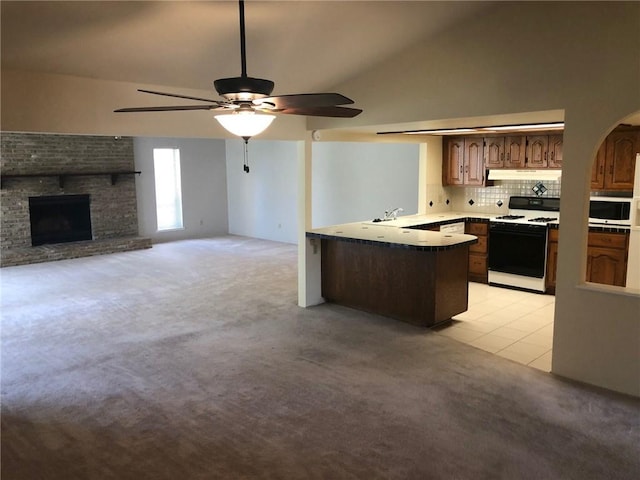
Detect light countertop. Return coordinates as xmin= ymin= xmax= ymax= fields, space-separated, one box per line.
xmin=307 ymin=213 xmax=480 ymax=250
xmin=307 ymin=212 xmax=631 ymax=251
xmin=361 ymin=212 xmax=494 ymax=227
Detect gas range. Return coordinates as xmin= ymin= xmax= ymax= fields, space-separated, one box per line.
xmin=490 ymin=197 xmax=560 ymax=226
xmin=491 ymin=212 xmax=559 ymax=226
xmin=488 ymin=196 xmax=560 ymax=293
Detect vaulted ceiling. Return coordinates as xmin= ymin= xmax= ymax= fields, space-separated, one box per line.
xmin=4 ymin=1 xmax=638 ymax=135
xmin=1 ymin=1 xmax=496 ymax=99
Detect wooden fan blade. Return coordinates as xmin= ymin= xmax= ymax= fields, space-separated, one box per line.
xmin=277 ymin=105 xmax=362 ymax=118
xmin=138 ymin=89 xmax=220 ymax=104
xmin=254 ymin=93 xmax=355 ymax=109
xmin=114 ymin=105 xmax=216 ymax=113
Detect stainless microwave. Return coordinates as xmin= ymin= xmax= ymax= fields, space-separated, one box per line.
xmin=589 ymin=197 xmax=632 ymax=226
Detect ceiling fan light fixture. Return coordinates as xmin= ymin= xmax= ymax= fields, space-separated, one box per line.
xmin=215 ymin=111 xmax=275 ymax=138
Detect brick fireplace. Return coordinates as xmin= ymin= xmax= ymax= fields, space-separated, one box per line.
xmin=1 ymin=132 xmax=151 ymax=267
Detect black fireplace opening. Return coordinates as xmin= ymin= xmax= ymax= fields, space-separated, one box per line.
xmin=29 ymin=195 xmax=93 ymax=246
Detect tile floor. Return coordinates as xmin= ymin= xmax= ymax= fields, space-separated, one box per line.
xmin=434 ymin=282 xmax=555 ymax=372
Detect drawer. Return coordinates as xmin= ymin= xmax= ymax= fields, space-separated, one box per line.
xmin=548 ymin=228 xmax=559 ymax=242
xmin=466 ymin=222 xmax=488 ymax=236
xmin=469 ymin=253 xmax=487 ymax=274
xmin=440 ymin=221 xmax=465 ymax=234
xmin=469 ymin=235 xmax=488 ymax=254
xmin=588 ymin=232 xmax=628 ymax=249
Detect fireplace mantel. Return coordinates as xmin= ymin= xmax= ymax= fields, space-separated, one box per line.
xmin=1 ymin=171 xmax=141 ymax=189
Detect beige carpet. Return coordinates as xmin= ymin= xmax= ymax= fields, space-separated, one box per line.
xmin=1 ymin=236 xmax=639 ymax=479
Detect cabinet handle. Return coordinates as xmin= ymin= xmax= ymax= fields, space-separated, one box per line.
xmin=544 ymin=152 xmax=548 ymax=162
xmin=600 ymin=165 xmax=604 ymax=174
xmin=506 ymin=153 xmax=511 ymax=162
xmin=550 ymin=151 xmax=555 ymax=161
xmin=501 ymin=153 xmax=504 ymax=161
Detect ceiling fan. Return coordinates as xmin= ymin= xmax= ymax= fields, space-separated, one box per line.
xmin=114 ymin=0 xmax=362 ymax=143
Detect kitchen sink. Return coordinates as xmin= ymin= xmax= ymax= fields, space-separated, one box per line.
xmin=361 ymin=219 xmax=405 ymax=226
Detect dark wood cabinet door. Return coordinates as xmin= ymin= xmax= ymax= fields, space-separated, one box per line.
xmin=444 ymin=137 xmax=464 ymax=185
xmin=464 ymin=137 xmax=484 ymax=185
xmin=545 ymin=228 xmax=559 ymax=293
xmin=548 ymin=135 xmax=563 ymax=168
xmin=504 ymin=136 xmax=526 ymax=168
xmin=484 ymin=137 xmax=504 ymax=168
xmin=466 ymin=221 xmax=488 ymax=283
xmin=591 ymin=142 xmax=606 ymax=189
xmin=604 ymin=129 xmax=639 ymax=190
xmin=526 ymin=135 xmax=549 ymax=168
xmin=546 ymin=240 xmax=559 ymax=290
xmin=586 ymin=231 xmax=629 ymax=287
xmin=586 ymin=247 xmax=627 ymax=286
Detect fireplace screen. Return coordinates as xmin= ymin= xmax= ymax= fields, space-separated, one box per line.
xmin=29 ymin=195 xmax=92 ymax=246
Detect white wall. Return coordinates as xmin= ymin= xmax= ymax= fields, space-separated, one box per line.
xmin=226 ymin=139 xmax=299 ymax=243
xmin=311 ymin=142 xmax=419 ymax=227
xmin=134 ymin=137 xmax=228 ymax=242
xmin=226 ymin=139 xmax=419 ymax=241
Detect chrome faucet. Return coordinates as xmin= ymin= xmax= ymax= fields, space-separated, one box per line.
xmin=383 ymin=207 xmax=404 ymax=221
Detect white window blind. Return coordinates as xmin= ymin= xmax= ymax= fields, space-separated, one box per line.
xmin=153 ymin=148 xmax=184 ymax=231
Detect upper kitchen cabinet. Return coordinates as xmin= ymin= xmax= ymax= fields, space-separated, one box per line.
xmin=444 ymin=132 xmax=564 ymax=186
xmin=443 ymin=137 xmax=464 ymax=185
xmin=442 ymin=137 xmax=485 ymax=186
xmin=484 ymin=137 xmax=503 ymax=168
xmin=526 ymin=135 xmax=564 ymax=169
xmin=483 ymin=136 xmax=527 ymax=168
xmin=591 ymin=126 xmax=639 ymax=191
xmin=548 ymin=135 xmax=564 ymax=168
xmin=591 ymin=143 xmax=607 ymax=189
xmin=464 ymin=137 xmax=485 ymax=185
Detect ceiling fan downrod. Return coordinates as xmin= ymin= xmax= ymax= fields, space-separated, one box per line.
xmin=239 ymin=0 xmax=247 ymax=78
xmin=214 ymin=0 xmax=275 ymax=100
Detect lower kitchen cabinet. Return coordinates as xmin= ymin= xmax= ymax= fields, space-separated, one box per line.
xmin=586 ymin=230 xmax=629 ymax=286
xmin=466 ymin=220 xmax=488 ymax=283
xmin=320 ymin=238 xmax=472 ymax=327
xmin=546 ymin=228 xmax=629 ymax=289
xmin=546 ymin=228 xmax=559 ymax=294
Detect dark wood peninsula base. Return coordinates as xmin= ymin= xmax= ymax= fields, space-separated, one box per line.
xmin=320 ymin=239 xmax=471 ymax=327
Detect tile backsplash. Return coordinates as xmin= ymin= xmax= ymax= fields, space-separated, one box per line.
xmin=446 ymin=180 xmax=562 ymax=215
xmin=423 ymin=183 xmax=453 ymax=213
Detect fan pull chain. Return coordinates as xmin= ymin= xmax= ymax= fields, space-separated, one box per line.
xmin=243 ymin=136 xmax=250 ymax=173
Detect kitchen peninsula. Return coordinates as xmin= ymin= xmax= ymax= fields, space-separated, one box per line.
xmin=307 ymin=218 xmax=478 ymax=327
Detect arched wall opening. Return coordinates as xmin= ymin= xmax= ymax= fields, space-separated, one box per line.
xmin=584 ymin=111 xmax=639 ymax=289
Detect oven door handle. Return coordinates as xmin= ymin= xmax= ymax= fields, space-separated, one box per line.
xmin=490 ymin=223 xmax=548 ymax=235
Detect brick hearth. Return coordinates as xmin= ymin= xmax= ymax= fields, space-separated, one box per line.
xmin=1 ymin=132 xmax=151 ymax=267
